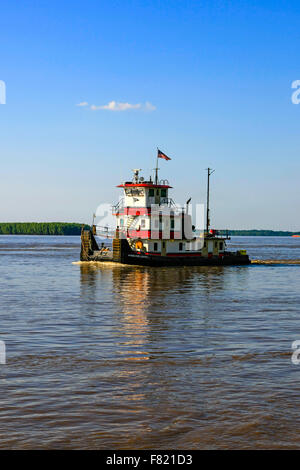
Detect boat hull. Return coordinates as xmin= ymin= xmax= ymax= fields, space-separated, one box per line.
xmin=88 ymin=251 xmax=250 ymax=266
xmin=80 ymin=230 xmax=251 ymax=266
xmin=117 ymin=253 xmax=250 ymax=266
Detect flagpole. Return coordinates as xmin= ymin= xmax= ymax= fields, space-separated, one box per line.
xmin=206 ymin=168 xmax=215 ymax=234
xmin=155 ymin=147 xmax=159 ymax=184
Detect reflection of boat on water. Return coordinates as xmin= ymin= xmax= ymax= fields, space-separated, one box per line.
xmin=79 ymin=262 xmax=229 ymax=324
xmin=80 ymin=156 xmax=250 ymax=266
xmin=79 ymin=262 xmax=232 ymax=361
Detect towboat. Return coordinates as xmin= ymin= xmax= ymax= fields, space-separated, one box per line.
xmin=80 ymin=160 xmax=250 ymax=266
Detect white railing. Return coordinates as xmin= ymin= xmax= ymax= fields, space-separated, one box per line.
xmin=95 ymin=225 xmax=115 ymax=239
xmin=112 ymin=198 xmax=124 ymax=214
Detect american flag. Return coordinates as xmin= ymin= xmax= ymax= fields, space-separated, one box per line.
xmin=157 ymin=149 xmax=171 ymax=161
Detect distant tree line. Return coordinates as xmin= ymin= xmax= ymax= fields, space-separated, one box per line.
xmin=0 ymin=223 xmax=299 ymax=236
xmin=0 ymin=223 xmax=89 ymax=235
xmin=220 ymin=229 xmax=300 ymax=237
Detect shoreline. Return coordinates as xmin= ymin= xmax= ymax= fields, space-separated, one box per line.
xmin=0 ymin=223 xmax=299 ymax=237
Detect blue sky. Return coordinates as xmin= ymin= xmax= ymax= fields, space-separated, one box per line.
xmin=1 ymin=0 xmax=300 ymax=229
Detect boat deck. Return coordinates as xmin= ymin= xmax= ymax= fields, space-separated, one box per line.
xmin=90 ymin=250 xmax=114 ymax=261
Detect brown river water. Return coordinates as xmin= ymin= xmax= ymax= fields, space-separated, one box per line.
xmin=0 ymin=235 xmax=300 ymax=449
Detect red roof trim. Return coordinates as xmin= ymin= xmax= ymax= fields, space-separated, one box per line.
xmin=117 ymin=183 xmax=172 ymax=188
xmin=113 ymin=208 xmax=182 ymax=216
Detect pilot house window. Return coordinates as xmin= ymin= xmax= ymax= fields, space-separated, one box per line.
xmin=149 ymin=188 xmax=154 ymax=197
xmin=161 ymin=189 xmax=167 ymax=197
xmin=154 ymin=242 xmax=158 ymax=252
xmin=179 ymin=242 xmax=183 ymax=251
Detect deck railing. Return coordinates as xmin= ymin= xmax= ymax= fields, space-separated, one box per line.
xmin=112 ymin=198 xmax=125 ymax=214
xmin=112 ymin=197 xmax=180 ymax=213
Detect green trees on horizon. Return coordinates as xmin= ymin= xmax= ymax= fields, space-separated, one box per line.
xmin=219 ymin=229 xmax=300 ymax=237
xmin=0 ymin=222 xmax=89 ymax=235
xmin=0 ymin=223 xmax=299 ymax=236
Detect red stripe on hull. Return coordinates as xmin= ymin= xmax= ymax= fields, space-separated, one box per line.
xmin=114 ymin=208 xmax=182 ymax=216
xmin=127 ymin=230 xmax=183 ymax=239
xmin=145 ymin=252 xmax=202 ymax=257
xmin=115 ymin=208 xmax=151 ymax=216
xmin=166 ymin=253 xmax=203 ymax=257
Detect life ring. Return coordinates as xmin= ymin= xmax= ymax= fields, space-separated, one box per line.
xmin=135 ymin=240 xmax=143 ymax=250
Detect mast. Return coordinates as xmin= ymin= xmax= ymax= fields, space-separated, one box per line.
xmin=155 ymin=148 xmax=159 ymax=184
xmin=206 ymin=168 xmax=215 ymax=234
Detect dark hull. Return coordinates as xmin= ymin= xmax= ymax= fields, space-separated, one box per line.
xmin=121 ymin=253 xmax=250 ymax=266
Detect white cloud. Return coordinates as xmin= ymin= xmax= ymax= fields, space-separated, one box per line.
xmin=89 ymin=100 xmax=156 ymax=112
xmin=90 ymin=101 xmax=140 ymax=111
xmin=145 ymin=101 xmax=156 ymax=111
xmin=76 ymin=101 xmax=89 ymax=106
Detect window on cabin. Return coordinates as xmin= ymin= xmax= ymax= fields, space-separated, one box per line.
xmin=141 ymin=219 xmax=146 ymax=228
xmin=148 ymin=188 xmax=154 ymax=197
xmin=161 ymin=189 xmax=167 ymax=197
xmin=154 ymin=242 xmax=158 ymax=251
xmin=132 ymin=188 xmax=143 ymax=196
xmin=179 ymin=242 xmax=183 ymax=251
xmin=219 ymin=242 xmax=224 ymax=251
xmin=162 ymin=242 xmax=166 ymax=249
xmin=171 ymin=218 xmax=175 ymax=229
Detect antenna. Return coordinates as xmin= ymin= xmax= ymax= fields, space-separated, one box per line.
xmin=132 ymin=169 xmax=142 ymax=183
xmin=155 ymin=147 xmax=160 ymax=184
xmin=206 ymin=168 xmax=215 ymax=234
xmin=186 ymin=197 xmax=192 ymax=215
xmin=152 ymin=167 xmax=160 ymax=184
